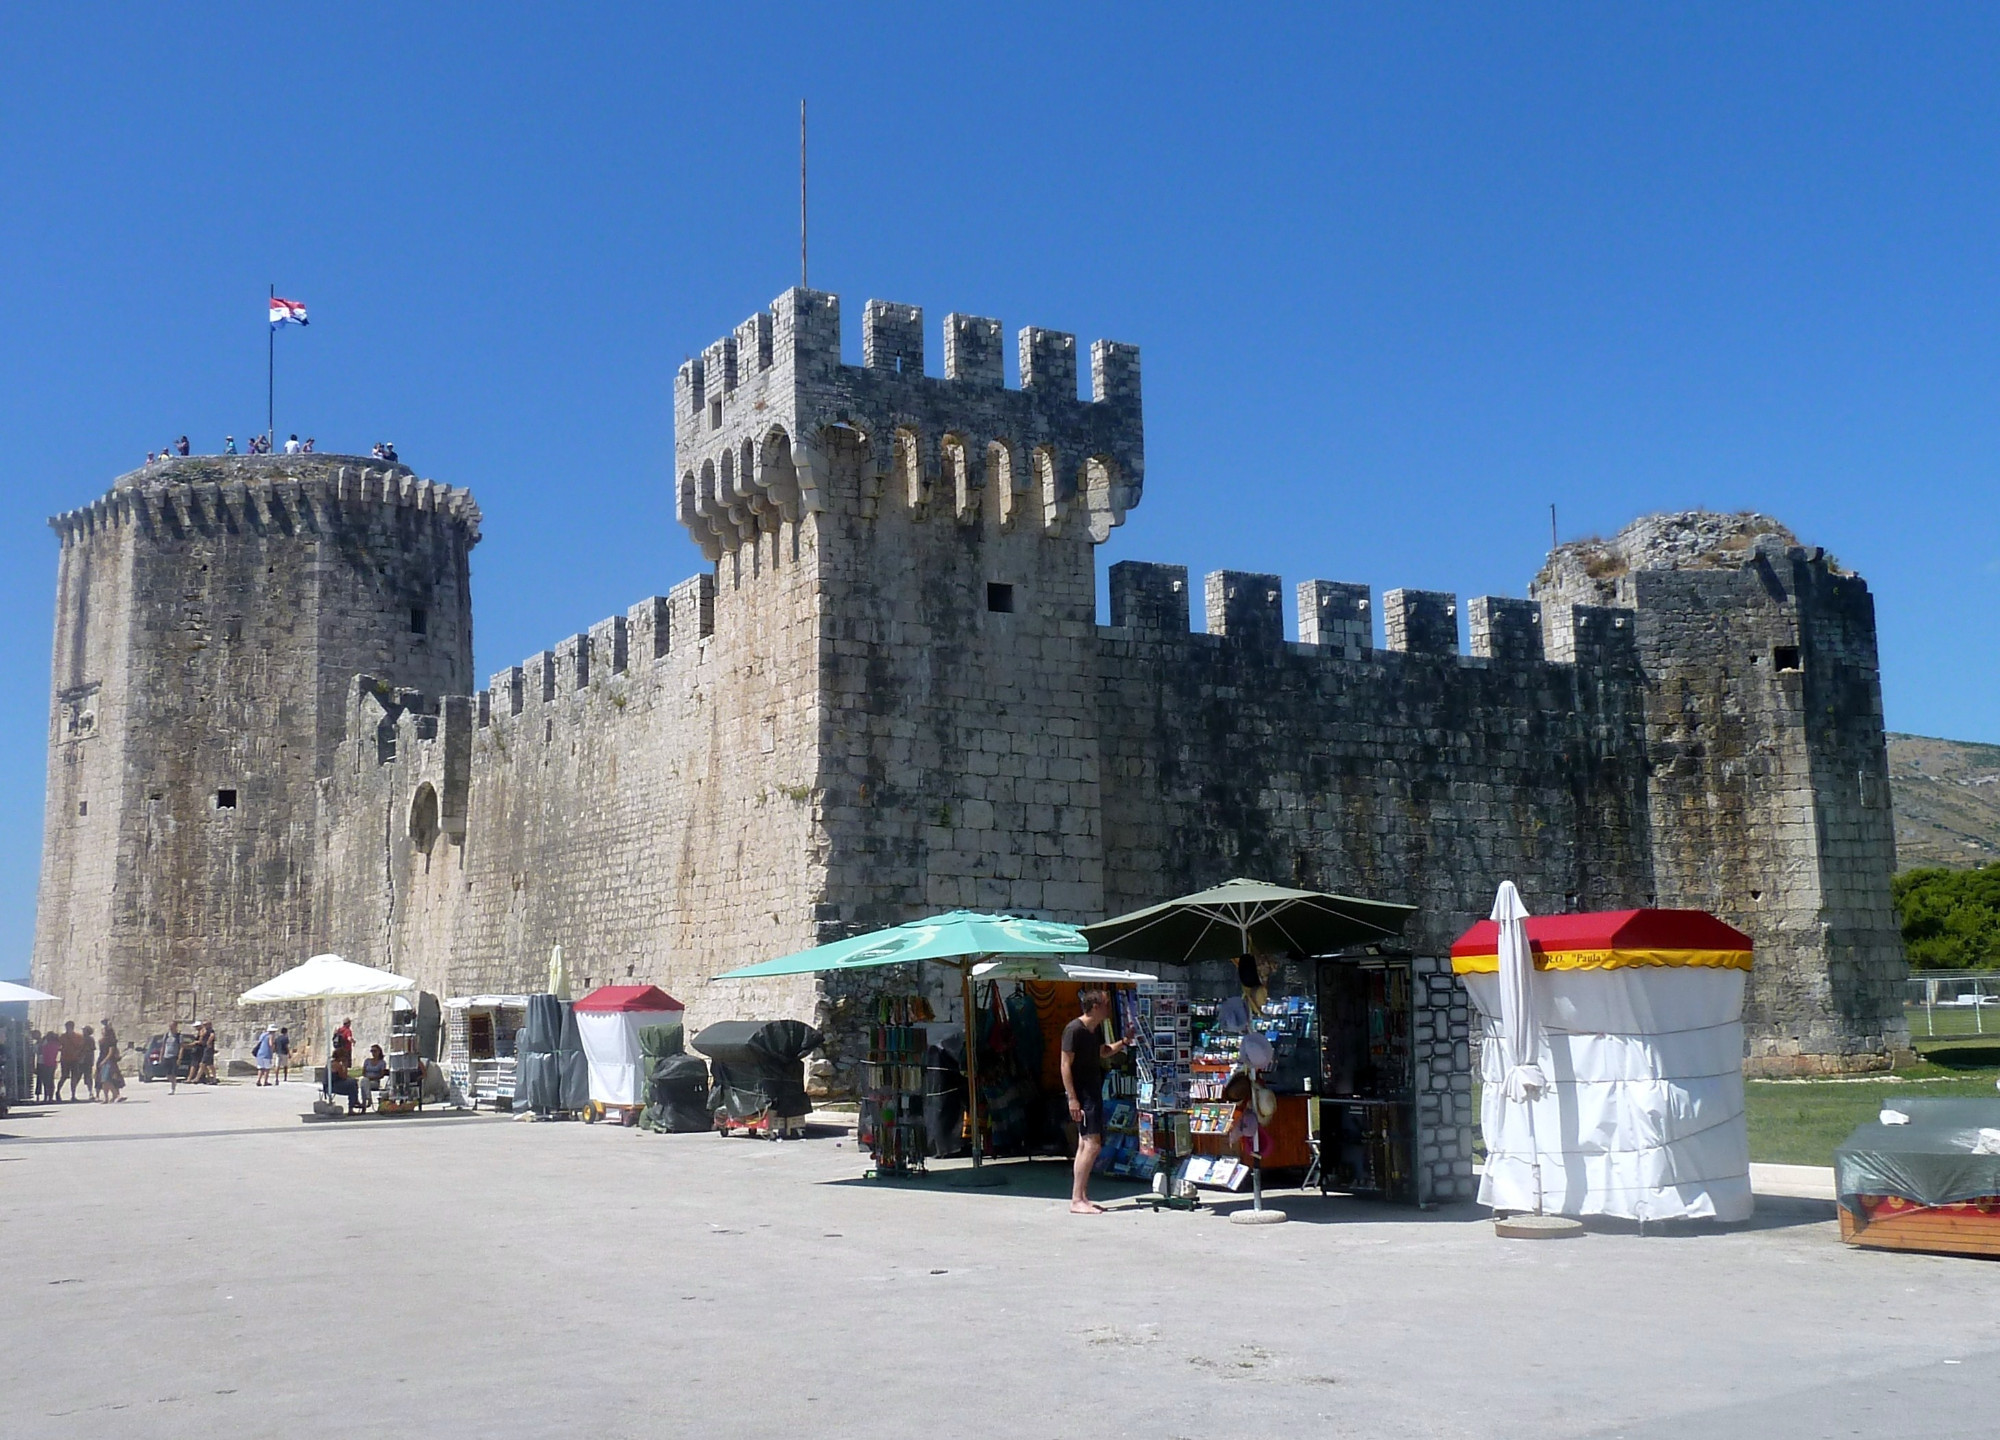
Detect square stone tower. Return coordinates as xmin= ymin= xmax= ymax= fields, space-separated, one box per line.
xmin=673 ymin=288 xmax=1143 ymax=940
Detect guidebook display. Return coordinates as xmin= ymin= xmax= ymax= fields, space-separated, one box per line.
xmin=859 ymin=994 xmax=931 ymax=1178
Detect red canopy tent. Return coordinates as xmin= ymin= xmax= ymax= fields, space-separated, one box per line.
xmin=574 ymin=984 xmax=684 ymax=1013
xmin=1451 ymin=908 xmax=1752 ymax=974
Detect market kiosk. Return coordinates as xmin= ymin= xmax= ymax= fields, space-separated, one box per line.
xmin=442 ymin=995 xmax=530 ymax=1109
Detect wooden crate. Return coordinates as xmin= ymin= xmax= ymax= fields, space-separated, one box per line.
xmin=1840 ymin=1200 xmax=2000 ymax=1258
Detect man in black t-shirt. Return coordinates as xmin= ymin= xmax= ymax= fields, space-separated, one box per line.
xmin=1061 ymin=989 xmax=1131 ymax=1215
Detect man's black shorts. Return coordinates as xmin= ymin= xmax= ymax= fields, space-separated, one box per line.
xmin=1076 ymin=1094 xmax=1105 ymax=1138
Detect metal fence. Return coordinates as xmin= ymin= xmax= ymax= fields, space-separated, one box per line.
xmin=1905 ymin=972 xmax=2000 ymax=1038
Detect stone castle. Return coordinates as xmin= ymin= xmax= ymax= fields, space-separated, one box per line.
xmin=33 ymin=286 xmax=1910 ymax=1077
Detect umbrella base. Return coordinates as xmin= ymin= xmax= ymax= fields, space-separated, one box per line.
xmin=1229 ymin=1206 xmax=1289 ymax=1225
xmin=1494 ymin=1213 xmax=1585 ymax=1240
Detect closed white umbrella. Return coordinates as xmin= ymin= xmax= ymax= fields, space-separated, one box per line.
xmin=237 ymin=954 xmax=414 ymax=1005
xmin=1492 ymin=882 xmax=1548 ymax=1213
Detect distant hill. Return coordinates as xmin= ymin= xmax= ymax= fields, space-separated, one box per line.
xmin=1889 ymin=734 xmax=2000 ymax=871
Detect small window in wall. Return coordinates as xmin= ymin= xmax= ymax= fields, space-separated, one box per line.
xmin=710 ymin=397 xmax=724 ymax=430
xmin=77 ymin=800 xmax=88 ymax=817
xmin=986 ymin=582 xmax=1016 ymax=614
xmin=1773 ymin=645 xmax=1802 ymax=672
xmin=410 ymin=607 xmax=428 ymax=636
xmin=215 ymin=789 xmax=238 ymax=810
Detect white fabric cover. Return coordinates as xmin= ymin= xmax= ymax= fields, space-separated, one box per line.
xmin=238 ymin=954 xmax=413 ymax=1004
xmin=1464 ymin=967 xmax=1753 ymax=1222
xmin=576 ymin=1008 xmax=681 ymax=1106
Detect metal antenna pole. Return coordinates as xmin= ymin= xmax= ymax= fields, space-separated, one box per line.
xmin=792 ymin=100 xmax=800 ymax=288
xmin=1549 ymin=503 xmax=1558 ymax=551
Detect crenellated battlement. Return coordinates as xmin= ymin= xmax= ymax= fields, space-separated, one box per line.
xmin=51 ymin=454 xmax=482 ymax=546
xmin=1106 ymin=560 xmax=1639 ymax=675
xmin=673 ymin=288 xmax=1143 ymax=561
xmin=475 ymin=574 xmax=716 ymax=727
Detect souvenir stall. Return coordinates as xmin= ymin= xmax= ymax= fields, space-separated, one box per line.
xmin=1451 ymin=905 xmax=1755 ymax=1223
xmin=1083 ymin=879 xmax=1426 ymax=1220
xmin=442 ymin=995 xmax=530 ymax=1109
xmin=711 ymin=912 xmax=1112 ymax=1176
xmin=573 ymin=984 xmax=685 ymax=1123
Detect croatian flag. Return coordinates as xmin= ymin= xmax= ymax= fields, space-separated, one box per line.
xmin=269 ymin=296 xmax=309 ymax=328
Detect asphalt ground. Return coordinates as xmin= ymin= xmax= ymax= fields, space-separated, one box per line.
xmin=2 ymin=1081 xmax=1995 ymax=1439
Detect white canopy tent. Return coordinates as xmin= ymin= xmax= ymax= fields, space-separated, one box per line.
xmin=572 ymin=985 xmax=685 ymax=1109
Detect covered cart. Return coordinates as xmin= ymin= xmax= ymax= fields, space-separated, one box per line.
xmin=692 ymin=1019 xmax=823 ymax=1138
xmin=573 ymin=984 xmax=685 ymax=1119
xmin=1836 ymin=1098 xmax=2000 ymax=1257
xmin=1452 ymin=907 xmax=1754 ymax=1223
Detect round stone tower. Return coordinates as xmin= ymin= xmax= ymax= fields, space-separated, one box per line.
xmin=31 ymin=454 xmax=479 ymax=1051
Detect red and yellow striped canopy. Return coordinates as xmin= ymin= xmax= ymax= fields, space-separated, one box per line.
xmin=1450 ymin=908 xmax=1752 ymax=975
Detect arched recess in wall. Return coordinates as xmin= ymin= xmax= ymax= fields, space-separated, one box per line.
xmin=409 ymin=782 xmax=441 ymax=860
xmin=1083 ymin=455 xmax=1120 ymax=543
xmin=824 ymin=423 xmax=874 ymax=518
xmin=1033 ymin=446 xmax=1062 ymax=534
xmin=678 ymin=470 xmax=697 ymax=525
xmin=985 ymin=439 xmax=1017 ymax=530
xmin=699 ymin=458 xmax=718 ymax=510
xmin=760 ymin=426 xmax=801 ymax=522
xmin=894 ymin=427 xmax=926 ymax=511
xmin=941 ymin=434 xmax=976 ymax=522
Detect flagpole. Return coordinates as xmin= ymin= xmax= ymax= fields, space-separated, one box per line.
xmin=792 ymin=100 xmax=800 ymax=288
xmin=267 ymin=282 xmax=275 ymax=444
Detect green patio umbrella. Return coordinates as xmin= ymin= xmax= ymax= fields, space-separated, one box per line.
xmin=714 ymin=911 xmax=1090 ymax=1168
xmin=1080 ymin=877 xmax=1414 ymax=963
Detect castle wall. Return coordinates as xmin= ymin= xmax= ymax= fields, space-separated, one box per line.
xmin=1095 ymin=564 xmax=1657 ymax=956
xmin=316 ymin=533 xmax=828 ymax=1050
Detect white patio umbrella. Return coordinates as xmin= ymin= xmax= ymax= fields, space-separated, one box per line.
xmin=1492 ymin=882 xmax=1548 ymax=1214
xmin=237 ymin=954 xmax=413 ymax=1005
xmin=968 ymin=958 xmax=1154 ymax=984
xmin=0 ymin=980 xmax=57 ymax=1003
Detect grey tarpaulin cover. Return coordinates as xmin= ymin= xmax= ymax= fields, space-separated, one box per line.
xmin=693 ymin=1020 xmax=823 ymax=1120
xmin=641 ymin=1048 xmax=712 ymax=1134
xmin=513 ymin=994 xmax=586 ymax=1113
xmin=1834 ymin=1098 xmax=2000 ymax=1214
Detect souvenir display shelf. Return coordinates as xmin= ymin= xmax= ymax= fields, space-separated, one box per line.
xmin=860 ymin=994 xmax=930 ymax=1178
xmin=1126 ymin=981 xmax=1200 ymax=1208
xmin=1316 ymin=957 xmax=1417 ymax=1204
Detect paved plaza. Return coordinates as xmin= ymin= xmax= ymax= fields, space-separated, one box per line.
xmin=2 ymin=1082 xmax=1995 ymax=1439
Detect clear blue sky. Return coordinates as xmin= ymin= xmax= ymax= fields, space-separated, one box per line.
xmin=4 ymin=5 xmax=1998 ymax=963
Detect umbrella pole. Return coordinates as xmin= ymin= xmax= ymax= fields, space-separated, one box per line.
xmin=962 ymin=959 xmax=981 ymax=1168
xmin=1242 ymin=919 xmax=1264 ymax=1215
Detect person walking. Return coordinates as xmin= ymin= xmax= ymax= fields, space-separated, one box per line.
xmin=333 ymin=1018 xmax=355 ymax=1067
xmin=79 ymin=1024 xmax=97 ymax=1100
xmin=252 ymin=1027 xmax=275 ymax=1086
xmin=96 ymin=1029 xmax=125 ymax=1102
xmin=35 ymin=1029 xmax=59 ymax=1103
xmin=224 ymin=435 xmax=237 ymax=454
xmin=57 ymin=1021 xmax=87 ymax=1101
xmin=273 ymin=1025 xmax=292 ymax=1082
xmin=164 ymin=1020 xmax=184 ymax=1094
xmin=190 ymin=1021 xmax=218 ymax=1084
xmin=1061 ymin=989 xmax=1132 ymax=1215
